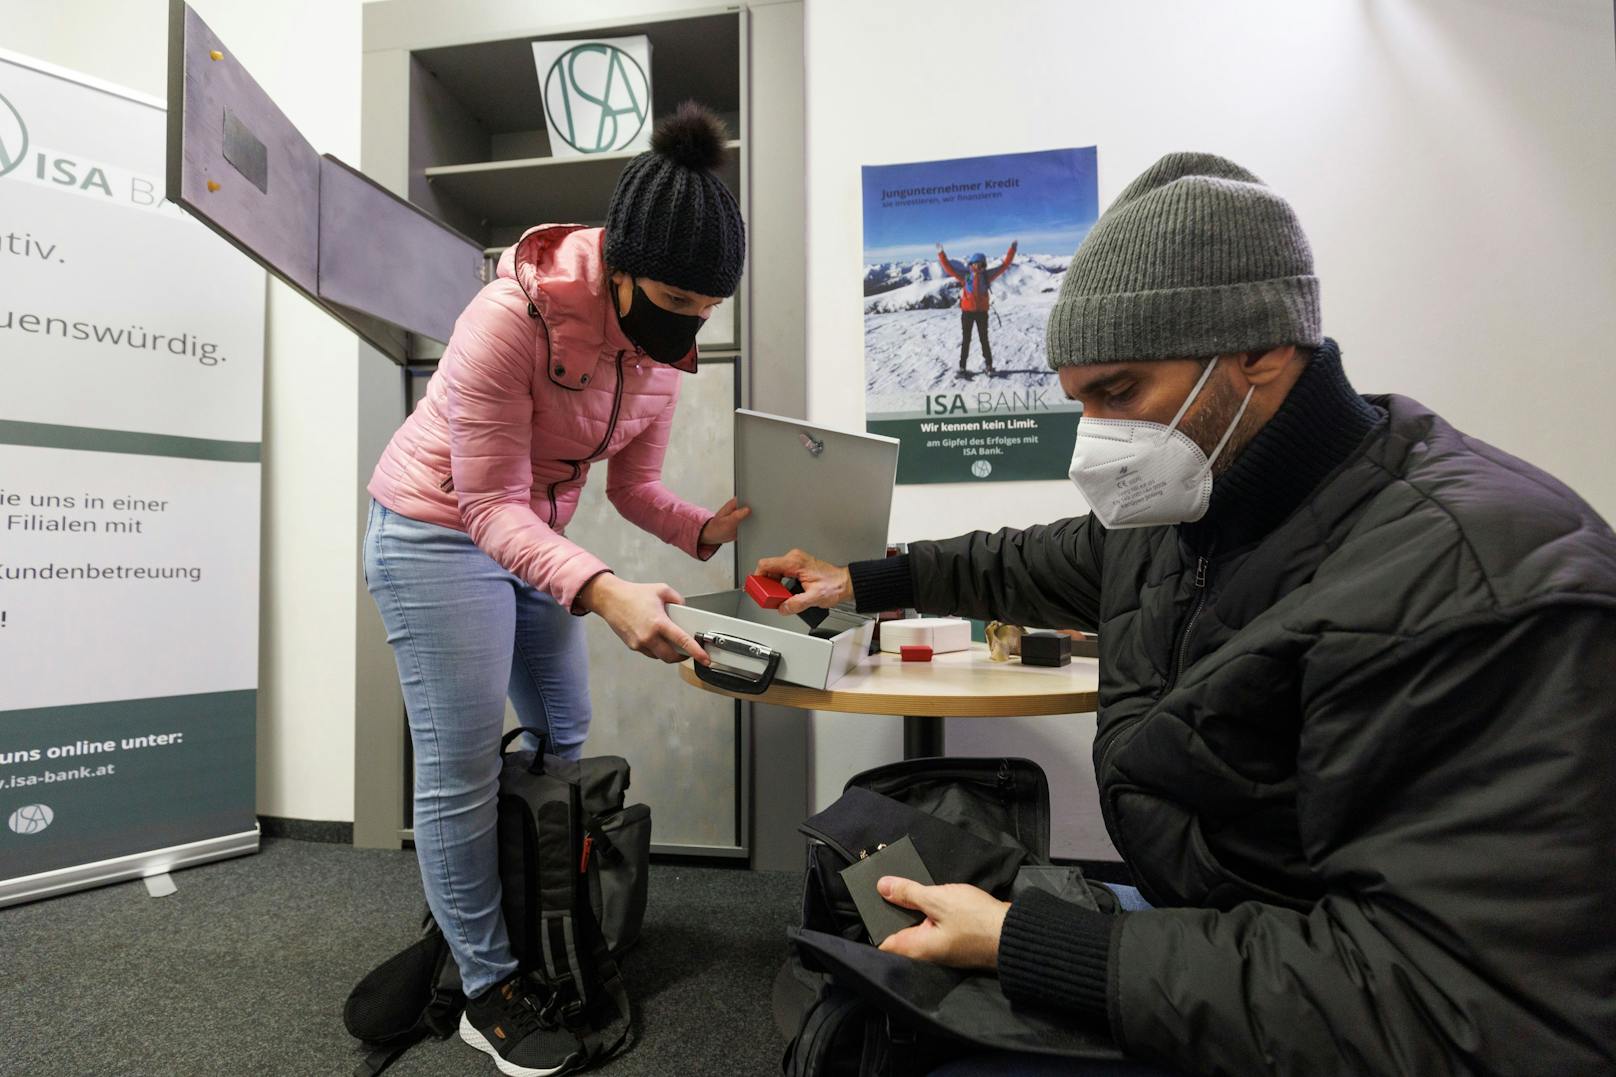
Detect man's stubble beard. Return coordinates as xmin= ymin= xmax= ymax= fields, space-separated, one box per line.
xmin=1178 ymin=366 xmax=1258 ymax=479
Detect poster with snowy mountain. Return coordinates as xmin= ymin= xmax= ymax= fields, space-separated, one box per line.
xmin=862 ymin=147 xmax=1097 ymax=483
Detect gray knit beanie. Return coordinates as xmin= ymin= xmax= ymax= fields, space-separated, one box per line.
xmin=1046 ymin=152 xmax=1321 ymax=368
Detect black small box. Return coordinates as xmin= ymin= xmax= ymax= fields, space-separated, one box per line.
xmin=1020 ymin=632 xmax=1072 ymax=667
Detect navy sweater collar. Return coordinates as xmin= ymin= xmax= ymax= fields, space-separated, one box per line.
xmin=1180 ymin=338 xmax=1384 ymax=553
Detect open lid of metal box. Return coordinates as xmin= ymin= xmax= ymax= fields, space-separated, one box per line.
xmin=732 ymin=410 xmax=900 ymax=580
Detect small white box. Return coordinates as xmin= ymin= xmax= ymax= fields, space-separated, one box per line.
xmin=878 ymin=617 xmax=973 ymax=655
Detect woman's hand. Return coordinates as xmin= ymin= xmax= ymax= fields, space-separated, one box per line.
xmin=699 ymin=498 xmax=752 ymax=547
xmin=753 ymin=549 xmax=853 ymax=616
xmin=577 ymin=574 xmax=710 ymax=665
xmin=876 ymin=878 xmax=1010 ymax=970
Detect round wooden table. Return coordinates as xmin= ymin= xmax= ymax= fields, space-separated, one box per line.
xmin=679 ymin=642 xmax=1100 ymax=759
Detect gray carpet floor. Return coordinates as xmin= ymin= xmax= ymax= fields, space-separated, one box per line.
xmin=0 ymin=837 xmax=801 ymax=1076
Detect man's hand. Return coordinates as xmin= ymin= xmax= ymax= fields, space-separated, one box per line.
xmin=577 ymin=574 xmax=710 ymax=665
xmin=935 ymin=242 xmax=944 ymax=253
xmin=877 ymin=878 xmax=1010 ymax=970
xmin=699 ymin=497 xmax=751 ymax=547
xmin=754 ymin=549 xmax=852 ymax=616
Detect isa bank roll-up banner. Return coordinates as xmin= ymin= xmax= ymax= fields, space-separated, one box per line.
xmin=0 ymin=51 xmax=265 ymax=905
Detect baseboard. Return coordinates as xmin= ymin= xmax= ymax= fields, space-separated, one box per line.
xmin=257 ymin=816 xmax=354 ymax=844
xmin=650 ymin=850 xmax=755 ymax=870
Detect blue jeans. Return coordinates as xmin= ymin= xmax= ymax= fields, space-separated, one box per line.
xmin=363 ymin=500 xmax=591 ymax=996
xmin=1101 ymin=883 xmax=1152 ymax=912
xmin=929 ymin=884 xmax=1172 ymax=1077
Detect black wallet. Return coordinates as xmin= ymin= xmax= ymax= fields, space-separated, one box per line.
xmin=837 ymin=835 xmax=936 ymax=946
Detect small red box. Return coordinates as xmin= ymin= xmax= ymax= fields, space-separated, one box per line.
xmin=900 ymin=645 xmax=933 ymax=663
xmin=744 ymin=574 xmax=792 ymax=609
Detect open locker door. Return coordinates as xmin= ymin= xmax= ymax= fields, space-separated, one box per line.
xmin=165 ymin=0 xmax=484 ymax=363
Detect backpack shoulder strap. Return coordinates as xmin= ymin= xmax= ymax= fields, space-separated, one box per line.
xmin=525 ymin=773 xmax=586 ymax=997
xmin=531 ymin=779 xmax=634 ymax=1062
xmin=783 ymin=983 xmax=867 ymax=1077
xmin=343 ymin=912 xmax=467 ymax=1076
xmin=353 ymin=1035 xmax=427 ymax=1077
xmin=575 ymin=947 xmax=633 ymax=1062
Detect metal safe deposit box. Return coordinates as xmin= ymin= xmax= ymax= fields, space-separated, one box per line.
xmin=668 ymin=410 xmax=899 ymax=694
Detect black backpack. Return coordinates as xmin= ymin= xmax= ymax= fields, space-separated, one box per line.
xmin=778 ymin=757 xmax=1126 ymax=1076
xmin=345 ymin=729 xmax=651 ymax=1076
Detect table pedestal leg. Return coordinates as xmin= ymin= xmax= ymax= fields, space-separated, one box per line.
xmin=903 ymin=715 xmax=945 ymax=760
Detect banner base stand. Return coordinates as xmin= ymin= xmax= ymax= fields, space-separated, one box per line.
xmin=0 ymin=827 xmax=260 ymax=908
xmin=143 ymin=872 xmax=178 ymax=898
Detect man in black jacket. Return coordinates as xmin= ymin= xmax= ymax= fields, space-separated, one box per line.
xmin=760 ymin=153 xmax=1616 ymax=1076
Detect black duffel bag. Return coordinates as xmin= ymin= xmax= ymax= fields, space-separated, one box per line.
xmin=345 ymin=728 xmax=651 ymax=1076
xmin=777 ymin=757 xmax=1125 ymax=1076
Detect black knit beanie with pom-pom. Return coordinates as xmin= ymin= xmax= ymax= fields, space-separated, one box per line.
xmin=603 ymin=101 xmax=746 ymax=298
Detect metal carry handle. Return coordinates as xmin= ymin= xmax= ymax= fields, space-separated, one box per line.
xmin=693 ymin=631 xmax=782 ymax=696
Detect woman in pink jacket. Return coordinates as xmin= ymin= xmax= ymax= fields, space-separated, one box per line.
xmin=363 ymin=105 xmax=746 ymax=1075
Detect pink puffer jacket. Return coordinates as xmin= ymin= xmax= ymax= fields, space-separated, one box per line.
xmin=367 ymin=224 xmax=717 ymax=610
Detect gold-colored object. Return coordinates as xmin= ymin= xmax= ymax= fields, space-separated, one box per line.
xmin=985 ymin=622 xmax=1025 ymax=663
xmin=209 ymin=50 xmax=223 ymax=61
xmin=206 ymin=180 xmax=221 ymax=192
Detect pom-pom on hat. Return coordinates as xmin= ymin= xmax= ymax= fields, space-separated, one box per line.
xmin=603 ymin=102 xmax=747 ymax=298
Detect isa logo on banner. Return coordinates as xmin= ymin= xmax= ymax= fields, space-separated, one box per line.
xmin=8 ymin=804 xmax=54 ymax=835
xmin=0 ymin=89 xmax=29 ymax=178
xmin=0 ymin=82 xmax=171 ymax=212
xmin=531 ymin=37 xmax=652 ymax=158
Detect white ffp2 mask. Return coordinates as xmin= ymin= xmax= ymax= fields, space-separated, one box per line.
xmin=1067 ymin=358 xmax=1254 ymax=529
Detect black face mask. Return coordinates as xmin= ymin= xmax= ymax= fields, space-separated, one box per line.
xmin=614 ymin=280 xmax=704 ymax=365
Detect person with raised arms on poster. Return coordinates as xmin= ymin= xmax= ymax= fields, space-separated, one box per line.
xmin=862 ymin=147 xmax=1095 ymax=485
xmin=936 ymin=240 xmax=1016 ymax=376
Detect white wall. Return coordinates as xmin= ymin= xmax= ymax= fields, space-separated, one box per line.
xmin=10 ymin=0 xmax=1613 ymax=841
xmin=805 ymin=0 xmax=1616 ymax=856
xmin=1 ymin=0 xmax=367 ymax=822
